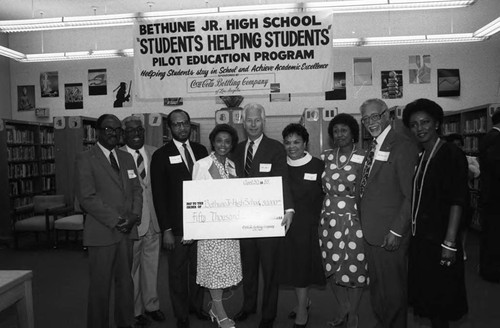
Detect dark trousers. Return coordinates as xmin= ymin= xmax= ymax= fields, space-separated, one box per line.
xmin=240 ymin=237 xmax=280 ymax=321
xmin=167 ymin=236 xmax=204 ymax=320
xmin=364 ymin=240 xmax=408 ymax=328
xmin=480 ymin=211 xmax=500 ymax=280
xmin=87 ymin=237 xmax=134 ymax=328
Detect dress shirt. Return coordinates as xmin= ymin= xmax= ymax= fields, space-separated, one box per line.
xmin=97 ymin=142 xmax=119 ymax=169
xmin=173 ymin=139 xmax=195 ymax=172
xmin=125 ymin=146 xmax=149 ymax=177
xmin=245 ymin=133 xmax=264 ymax=162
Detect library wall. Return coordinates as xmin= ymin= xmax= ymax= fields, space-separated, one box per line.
xmin=0 ymin=33 xmax=12 ymax=119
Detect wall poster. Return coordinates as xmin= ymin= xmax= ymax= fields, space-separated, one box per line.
xmin=17 ymin=85 xmax=35 ymax=111
xmin=381 ymin=70 xmax=403 ymax=99
xmin=65 ymin=83 xmax=83 ymax=109
xmin=409 ymin=55 xmax=431 ymax=84
xmin=88 ymin=69 xmax=107 ymax=95
xmin=438 ymin=69 xmax=460 ymax=97
xmin=40 ymin=71 xmax=59 ymax=97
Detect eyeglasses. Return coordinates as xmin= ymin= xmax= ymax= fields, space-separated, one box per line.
xmin=100 ymin=127 xmax=123 ymax=135
xmin=124 ymin=127 xmax=145 ymax=135
xmin=171 ymin=120 xmax=190 ymax=129
xmin=361 ymin=109 xmax=387 ymax=125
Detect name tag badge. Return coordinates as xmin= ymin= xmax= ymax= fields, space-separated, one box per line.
xmin=260 ymin=163 xmax=272 ymax=172
xmin=169 ymin=155 xmax=182 ymax=164
xmin=375 ymin=151 xmax=390 ymax=162
xmin=127 ymin=170 xmax=137 ymax=179
xmin=350 ymin=154 xmax=365 ymax=164
xmin=304 ymin=173 xmax=317 ymax=181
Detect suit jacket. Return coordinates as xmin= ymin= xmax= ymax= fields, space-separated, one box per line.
xmin=75 ymin=146 xmax=143 ymax=247
xmin=150 ymin=140 xmax=208 ymax=236
xmin=479 ymin=128 xmax=500 ymax=212
xmin=120 ymin=144 xmax=160 ymax=237
xmin=232 ymin=135 xmax=294 ymax=210
xmin=358 ymin=128 xmax=419 ymax=246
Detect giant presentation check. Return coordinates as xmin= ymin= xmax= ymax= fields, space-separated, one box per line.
xmin=183 ymin=177 xmax=285 ymax=240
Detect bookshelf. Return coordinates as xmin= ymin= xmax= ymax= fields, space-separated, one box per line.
xmin=0 ymin=119 xmax=56 ymax=239
xmin=54 ymin=116 xmax=97 ymax=206
xmin=442 ymin=103 xmax=499 ymax=230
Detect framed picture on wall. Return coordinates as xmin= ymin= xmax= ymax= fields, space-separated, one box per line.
xmin=409 ymin=55 xmax=431 ymax=84
xmin=65 ymin=83 xmax=83 ymax=110
xmin=88 ymin=69 xmax=107 ymax=95
xmin=40 ymin=71 xmax=59 ymax=97
xmin=17 ymin=85 xmax=35 ymax=111
xmin=381 ymin=70 xmax=403 ymax=99
xmin=438 ymin=69 xmax=460 ymax=97
xmin=113 ymin=81 xmax=132 ymax=107
xmin=353 ymin=58 xmax=372 ymax=86
xmin=325 ymin=72 xmax=347 ymax=100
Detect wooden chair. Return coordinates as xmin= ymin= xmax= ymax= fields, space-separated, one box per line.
xmin=53 ymin=199 xmax=86 ymax=249
xmin=13 ymin=195 xmax=69 ymax=248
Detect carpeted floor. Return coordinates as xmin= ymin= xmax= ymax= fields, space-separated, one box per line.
xmin=0 ymin=229 xmax=499 ymax=328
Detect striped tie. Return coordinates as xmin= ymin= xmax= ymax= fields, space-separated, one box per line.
xmin=183 ymin=143 xmax=194 ymax=173
xmin=244 ymin=141 xmax=254 ymax=177
xmin=136 ymin=150 xmax=146 ymax=180
xmin=359 ymin=139 xmax=377 ymax=198
xmin=109 ymin=152 xmax=120 ymax=174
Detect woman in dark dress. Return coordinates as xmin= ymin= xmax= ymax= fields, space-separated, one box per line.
xmin=280 ymin=123 xmax=325 ymax=328
xmin=403 ymin=99 xmax=468 ymax=328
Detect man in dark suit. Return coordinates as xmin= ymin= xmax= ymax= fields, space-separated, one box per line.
xmin=232 ymin=103 xmax=294 ymax=328
xmin=150 ymin=109 xmax=209 ymax=328
xmin=121 ymin=116 xmax=165 ymax=327
xmin=75 ymin=114 xmax=143 ymax=328
xmin=479 ymin=108 xmax=500 ymax=283
xmin=357 ymin=99 xmax=419 ymax=328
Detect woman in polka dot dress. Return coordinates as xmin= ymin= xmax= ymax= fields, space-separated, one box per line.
xmin=319 ymin=114 xmax=368 ymax=328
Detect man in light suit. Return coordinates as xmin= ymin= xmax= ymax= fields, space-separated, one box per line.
xmin=121 ymin=116 xmax=165 ymax=327
xmin=357 ymin=99 xmax=419 ymax=328
xmin=75 ymin=114 xmax=143 ymax=328
xmin=150 ymin=109 xmax=209 ymax=328
xmin=231 ymin=103 xmax=294 ymax=328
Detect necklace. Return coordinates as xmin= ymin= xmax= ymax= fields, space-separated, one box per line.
xmin=335 ymin=145 xmax=356 ymax=169
xmin=411 ymin=138 xmax=442 ymax=236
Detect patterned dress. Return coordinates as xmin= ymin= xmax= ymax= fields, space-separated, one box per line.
xmin=319 ymin=147 xmax=368 ymax=287
xmin=193 ymin=153 xmax=242 ymax=289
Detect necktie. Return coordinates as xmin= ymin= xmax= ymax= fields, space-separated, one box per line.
xmin=359 ymin=139 xmax=377 ymax=198
xmin=136 ymin=150 xmax=146 ymax=180
xmin=244 ymin=141 xmax=254 ymax=177
xmin=183 ymin=143 xmax=194 ymax=173
xmin=109 ymin=151 xmax=120 ymax=174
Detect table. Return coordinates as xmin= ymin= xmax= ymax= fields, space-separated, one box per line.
xmin=0 ymin=270 xmax=34 ymax=328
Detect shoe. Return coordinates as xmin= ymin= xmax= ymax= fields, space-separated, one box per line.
xmin=327 ymin=313 xmax=348 ymax=327
xmin=176 ymin=318 xmax=190 ymax=328
xmin=234 ymin=310 xmax=255 ymax=322
xmin=145 ymin=309 xmax=166 ymax=322
xmin=209 ymin=309 xmax=236 ymax=328
xmin=288 ymin=299 xmax=312 ymax=319
xmin=293 ymin=314 xmax=309 ymax=328
xmin=259 ymin=319 xmax=274 ymax=328
xmin=134 ymin=314 xmax=151 ymax=327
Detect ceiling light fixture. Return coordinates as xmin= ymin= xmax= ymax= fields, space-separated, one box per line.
xmin=0 ymin=0 xmax=477 ymax=33
xmin=0 ymin=45 xmax=26 ymax=60
xmin=15 ymin=49 xmax=134 ymax=62
xmin=331 ymin=33 xmax=486 ymax=46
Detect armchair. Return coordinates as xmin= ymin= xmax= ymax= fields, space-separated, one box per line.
xmin=12 ymin=194 xmax=69 ymax=248
xmin=53 ymin=199 xmax=86 ymax=249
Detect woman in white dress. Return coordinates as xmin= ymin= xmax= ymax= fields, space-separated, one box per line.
xmin=192 ymin=124 xmax=242 ymax=328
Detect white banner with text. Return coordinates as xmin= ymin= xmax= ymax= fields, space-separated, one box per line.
xmin=183 ymin=177 xmax=285 ymax=240
xmin=134 ymin=12 xmax=333 ymax=98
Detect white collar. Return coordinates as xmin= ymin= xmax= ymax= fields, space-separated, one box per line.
xmin=375 ymin=124 xmax=392 ymax=146
xmin=287 ymin=152 xmax=312 ymax=167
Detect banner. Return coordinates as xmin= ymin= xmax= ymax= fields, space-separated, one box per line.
xmin=183 ymin=177 xmax=285 ymax=240
xmin=134 ymin=12 xmax=333 ymax=98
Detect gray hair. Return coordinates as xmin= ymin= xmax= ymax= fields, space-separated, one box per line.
xmin=122 ymin=115 xmax=143 ymax=129
xmin=359 ymin=98 xmax=388 ymax=114
xmin=242 ymin=103 xmax=266 ymax=121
